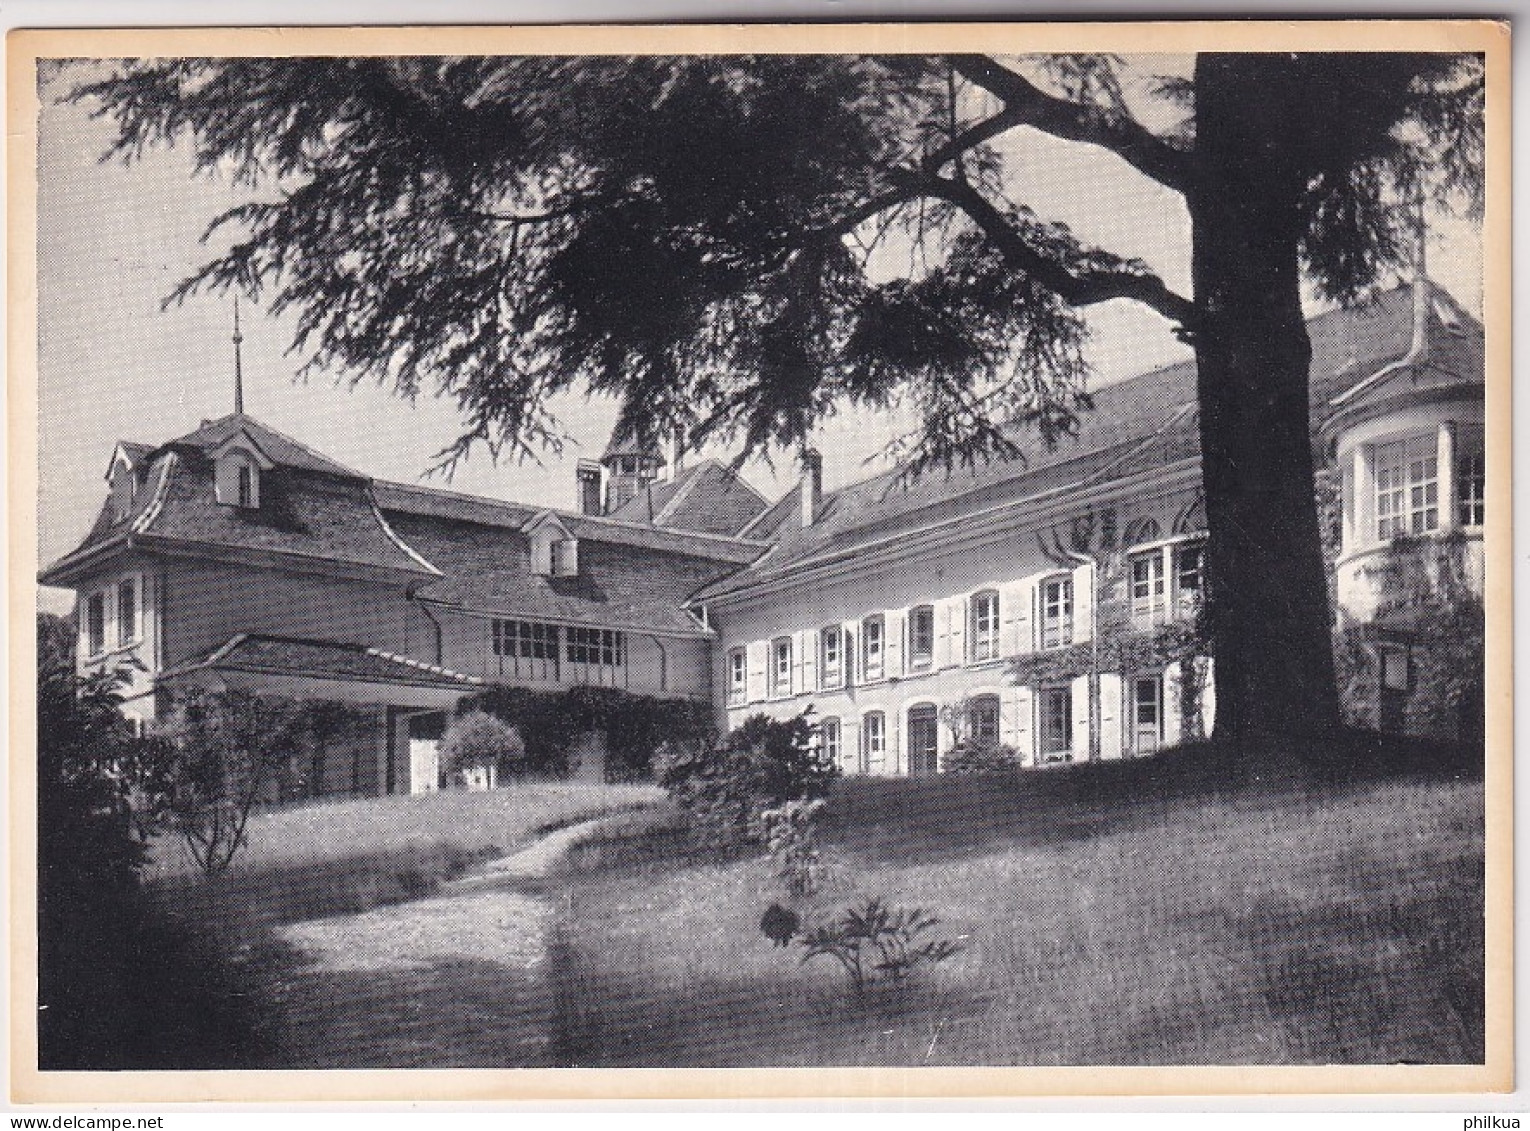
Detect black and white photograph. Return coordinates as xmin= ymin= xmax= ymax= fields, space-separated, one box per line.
xmin=12 ymin=20 xmax=1510 ymax=1101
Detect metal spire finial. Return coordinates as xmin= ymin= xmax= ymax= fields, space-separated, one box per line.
xmin=233 ymin=293 xmax=245 ymax=416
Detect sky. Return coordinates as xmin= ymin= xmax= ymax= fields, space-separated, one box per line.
xmin=34 ymin=57 xmax=1483 ymax=611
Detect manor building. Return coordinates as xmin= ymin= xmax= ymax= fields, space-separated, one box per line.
xmin=41 ymin=281 xmax=1485 ymax=793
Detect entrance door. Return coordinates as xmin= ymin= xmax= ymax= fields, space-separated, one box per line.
xmin=407 ymin=711 xmax=445 ymax=794
xmin=1039 ymin=686 xmax=1072 ymax=763
xmin=1133 ymin=675 xmax=1162 ymax=756
xmin=907 ymin=705 xmax=939 ymax=777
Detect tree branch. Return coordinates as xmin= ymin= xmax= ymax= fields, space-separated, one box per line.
xmin=947 ymin=55 xmax=1190 ymax=193
xmin=911 ymin=170 xmax=1196 ymax=327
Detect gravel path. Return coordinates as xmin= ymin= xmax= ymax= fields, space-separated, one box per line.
xmin=259 ymin=816 xmax=611 ymax=1067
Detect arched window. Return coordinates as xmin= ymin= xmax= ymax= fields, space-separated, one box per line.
xmin=968 ymin=694 xmax=1001 ymax=750
xmin=820 ymin=717 xmax=843 ymax=771
xmin=908 ymin=604 xmax=935 ymax=667
xmin=819 ymin=624 xmax=844 ymax=690
xmin=862 ymin=711 xmax=885 ymax=772
xmin=969 ymin=590 xmax=999 ymax=662
xmin=771 ymin=636 xmax=793 ymax=698
xmin=861 ymin=615 xmax=885 ymax=681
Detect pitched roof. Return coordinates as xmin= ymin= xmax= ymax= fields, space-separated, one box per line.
xmin=162 ymin=414 xmax=365 ymax=479
xmin=607 ymin=459 xmax=769 ymax=536
xmin=41 ymin=425 xmax=438 ymax=587
xmin=380 ymin=508 xmax=731 ymax=637
xmin=161 ymin=634 xmax=483 ymax=689
xmin=373 ymin=479 xmax=766 ymax=563
xmin=697 ymin=282 xmax=1482 ymax=602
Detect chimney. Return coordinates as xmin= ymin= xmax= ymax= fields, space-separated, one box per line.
xmin=576 ymin=460 xmax=603 ymax=516
xmin=799 ymin=448 xmax=823 ymax=527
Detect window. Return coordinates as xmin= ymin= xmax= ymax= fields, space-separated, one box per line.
xmin=494 ymin=619 xmax=560 ymax=659
xmin=771 ymin=636 xmax=793 ymax=697
xmin=1458 ymin=444 xmax=1485 ymax=527
xmin=968 ymin=694 xmax=1001 ymax=750
xmin=84 ymin=591 xmax=106 ymax=657
xmin=861 ymin=615 xmax=885 ymax=681
xmin=1040 ymin=575 xmax=1074 ymax=648
xmin=1039 ymin=687 xmax=1072 ymax=763
xmin=862 ymin=711 xmax=885 ymax=770
xmin=116 ymin=578 xmax=138 ymax=646
xmin=908 ymin=605 xmax=935 ymax=667
xmin=1175 ymin=543 xmax=1203 ymax=614
xmin=1134 ymin=675 xmax=1162 ymax=755
xmin=908 ymin=704 xmax=939 ymax=776
xmin=821 ymin=717 xmax=843 ymax=770
xmin=567 ymin=626 xmax=624 ymax=666
xmin=237 ymin=463 xmax=255 ymax=509
xmin=727 ymin=648 xmax=747 ymax=705
xmin=1131 ymin=552 xmax=1167 ymax=630
xmin=969 ymin=590 xmax=999 ymax=662
xmin=1375 ymin=436 xmax=1438 ymax=540
xmin=552 ymin=538 xmax=579 ymax=577
xmin=819 ymin=625 xmax=844 ymax=690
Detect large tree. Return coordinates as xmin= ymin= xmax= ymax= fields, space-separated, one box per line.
xmin=73 ymin=51 xmax=1483 ymax=752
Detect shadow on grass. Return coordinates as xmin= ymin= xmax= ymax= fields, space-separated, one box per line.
xmin=247 ymin=944 xmax=559 ymax=1068
xmin=547 ymin=918 xmax=987 ymax=1067
xmin=823 ymin=731 xmax=1481 ymax=869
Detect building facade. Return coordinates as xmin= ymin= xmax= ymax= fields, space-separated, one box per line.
xmin=41 ymin=281 xmax=1485 ymax=794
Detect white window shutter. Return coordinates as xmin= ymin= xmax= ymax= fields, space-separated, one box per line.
xmin=934 ymin=603 xmax=953 ymax=668
xmin=1163 ymin=661 xmax=1183 ymax=746
xmin=1071 ymin=675 xmax=1091 ymax=762
xmin=1072 ymin=562 xmax=1095 ymax=644
xmin=745 ymin=641 xmax=769 ymax=704
xmin=841 ymin=717 xmax=861 ymax=773
xmin=1098 ymin=672 xmax=1123 ymax=760
xmin=884 ymin=608 xmax=905 ymax=676
xmin=1198 ymin=656 xmax=1216 ymax=740
xmin=1000 ymin=579 xmax=1030 ymax=656
xmin=799 ymin=629 xmax=817 ymax=694
xmin=842 ymin=621 xmax=857 ymax=685
xmin=889 ymin=710 xmax=902 ymax=776
xmin=1012 ymin=686 xmax=1034 ymax=765
xmin=945 ymin=597 xmax=966 ymax=664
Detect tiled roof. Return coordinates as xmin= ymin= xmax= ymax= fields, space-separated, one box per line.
xmin=163 ymin=414 xmax=365 ymax=479
xmin=697 ymin=283 xmax=1482 ymax=602
xmin=41 ymin=432 xmax=437 ymax=587
xmin=608 ymin=460 xmax=769 ymax=536
xmin=373 ymin=480 xmax=766 ymax=563
xmin=382 ymin=509 xmax=729 ymax=637
xmin=162 ymin=634 xmax=482 ymax=689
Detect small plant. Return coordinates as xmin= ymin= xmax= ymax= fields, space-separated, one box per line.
xmin=441 ymin=710 xmax=524 ymax=784
xmin=942 ymin=741 xmax=1022 ymax=775
xmin=760 ymin=797 xmax=828 ymax=896
xmin=799 ymin=897 xmax=964 ymax=994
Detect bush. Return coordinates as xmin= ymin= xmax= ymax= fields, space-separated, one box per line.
xmin=942 ymin=741 xmax=1022 ymax=775
xmin=441 ymin=710 xmax=524 ymax=780
xmin=798 ymin=898 xmax=964 ymax=995
xmin=657 ymin=713 xmax=836 ymax=851
xmin=761 ymin=797 xmax=828 ymax=896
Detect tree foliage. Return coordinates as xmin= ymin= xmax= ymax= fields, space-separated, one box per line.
xmin=72 ymin=50 xmax=1485 ymax=747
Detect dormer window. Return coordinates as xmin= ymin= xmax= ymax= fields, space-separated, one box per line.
xmin=210 ymin=433 xmax=273 ymax=510
xmin=526 ymin=512 xmax=578 ymax=577
xmin=552 ymin=538 xmax=579 ymax=577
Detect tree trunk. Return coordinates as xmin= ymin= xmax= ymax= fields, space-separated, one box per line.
xmin=1189 ymin=56 xmax=1343 ymax=755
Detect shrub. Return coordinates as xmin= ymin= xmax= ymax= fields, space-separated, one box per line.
xmin=942 ymin=741 xmax=1022 ymax=775
xmin=656 ymin=713 xmax=836 ymax=851
xmin=153 ymin=688 xmax=308 ymax=878
xmin=760 ymin=797 xmax=828 ymax=896
xmin=798 ymin=898 xmax=964 ymax=995
xmin=441 ymin=710 xmax=524 ymax=780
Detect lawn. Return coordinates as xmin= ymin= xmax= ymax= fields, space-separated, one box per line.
xmin=148 ymin=779 xmax=665 ymax=930
xmin=549 ymin=746 xmax=1484 ymax=1067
